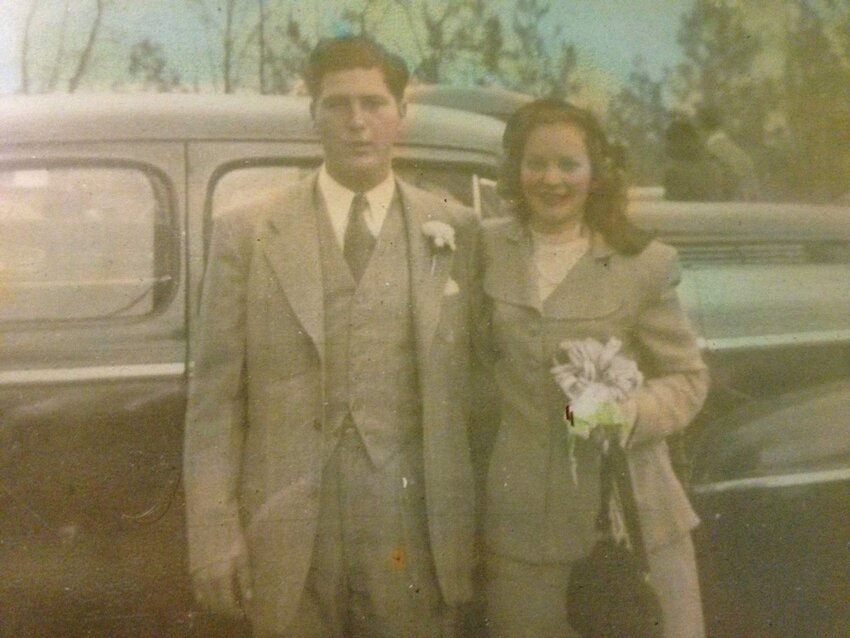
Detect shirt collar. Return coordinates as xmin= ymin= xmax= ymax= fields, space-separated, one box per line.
xmin=317 ymin=165 xmax=397 ymax=246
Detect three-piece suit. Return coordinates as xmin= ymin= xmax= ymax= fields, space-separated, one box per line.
xmin=183 ymin=173 xmax=478 ymax=635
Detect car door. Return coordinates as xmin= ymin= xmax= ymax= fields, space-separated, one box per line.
xmin=0 ymin=142 xmax=192 ymax=635
xmin=690 ymin=381 xmax=850 ymax=637
xmin=184 ymin=140 xmax=500 ymax=315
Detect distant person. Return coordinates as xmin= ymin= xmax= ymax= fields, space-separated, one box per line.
xmin=663 ymin=117 xmax=733 ymax=201
xmin=697 ymin=105 xmax=760 ymax=201
xmin=760 ymin=123 xmax=795 ymax=201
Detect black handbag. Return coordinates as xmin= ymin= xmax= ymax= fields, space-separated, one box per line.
xmin=566 ymin=443 xmax=663 ymax=637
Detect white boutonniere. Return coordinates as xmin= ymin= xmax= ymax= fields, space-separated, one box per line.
xmin=443 ymin=277 xmax=460 ymax=296
xmin=421 ymin=220 xmax=456 ymax=275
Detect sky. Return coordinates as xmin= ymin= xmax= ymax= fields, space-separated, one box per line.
xmin=0 ymin=0 xmax=695 ymax=99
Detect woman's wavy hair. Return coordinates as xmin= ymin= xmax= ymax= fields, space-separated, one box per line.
xmin=499 ymin=98 xmax=651 ymax=255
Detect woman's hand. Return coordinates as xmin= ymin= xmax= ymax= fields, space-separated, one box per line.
xmin=572 ymin=397 xmax=637 ymax=448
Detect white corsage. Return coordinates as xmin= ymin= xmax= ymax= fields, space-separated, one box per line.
xmin=422 ymin=220 xmax=456 ymax=274
xmin=551 ymin=337 xmax=643 ymax=483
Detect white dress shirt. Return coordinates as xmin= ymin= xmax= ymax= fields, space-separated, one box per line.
xmin=317 ymin=165 xmax=397 ymax=249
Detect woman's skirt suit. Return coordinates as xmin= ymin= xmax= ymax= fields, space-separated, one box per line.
xmin=478 ymin=218 xmax=709 ymax=638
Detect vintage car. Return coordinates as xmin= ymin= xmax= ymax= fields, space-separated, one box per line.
xmin=1 ymin=93 xmax=848 ymax=636
xmin=690 ymin=379 xmax=850 ymax=637
xmin=0 ymin=93 xmax=503 ymax=636
xmin=627 ymin=199 xmax=850 ymax=637
xmin=405 ymin=83 xmax=533 ymax=121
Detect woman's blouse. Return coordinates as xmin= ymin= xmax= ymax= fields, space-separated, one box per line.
xmin=531 ymin=228 xmax=589 ymax=301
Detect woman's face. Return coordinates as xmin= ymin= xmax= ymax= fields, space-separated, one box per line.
xmin=520 ymin=122 xmax=593 ymax=234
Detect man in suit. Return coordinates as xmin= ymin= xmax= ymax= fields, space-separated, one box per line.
xmin=183 ymin=36 xmax=478 ymax=637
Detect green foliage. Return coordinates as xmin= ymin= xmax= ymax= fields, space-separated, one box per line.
xmin=780 ymin=0 xmax=850 ymax=201
xmin=13 ymin=0 xmax=848 ymax=202
xmin=499 ymin=0 xmax=579 ymax=98
xmin=671 ymin=0 xmax=767 ymax=146
xmin=128 ymin=39 xmax=184 ymax=92
xmin=605 ymin=59 xmax=668 ymax=186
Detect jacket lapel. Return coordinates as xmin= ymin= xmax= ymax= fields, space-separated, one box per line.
xmin=542 ymin=231 xmax=620 ymax=318
xmin=398 ymin=180 xmax=454 ymax=364
xmin=261 ymin=174 xmax=325 ymax=360
xmin=484 ymin=219 xmax=541 ymax=313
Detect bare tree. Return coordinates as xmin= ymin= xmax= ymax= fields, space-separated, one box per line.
xmin=46 ymin=0 xmax=71 ymax=91
xmin=187 ymin=0 xmax=253 ymax=93
xmin=19 ymin=0 xmax=43 ymax=94
xmin=128 ymin=38 xmax=184 ymax=92
xmin=415 ymin=0 xmax=483 ymax=82
xmin=503 ymin=0 xmax=579 ymax=97
xmin=606 ymin=58 xmax=669 ymax=185
xmin=357 ymin=0 xmax=504 ymax=85
xmin=67 ymin=0 xmax=106 ymax=92
xmin=257 ymin=0 xmax=267 ymax=93
xmin=19 ymin=0 xmax=111 ymax=93
xmin=264 ymin=13 xmax=313 ymax=94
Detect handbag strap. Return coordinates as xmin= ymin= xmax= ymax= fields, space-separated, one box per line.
xmin=596 ymin=443 xmax=651 ymax=573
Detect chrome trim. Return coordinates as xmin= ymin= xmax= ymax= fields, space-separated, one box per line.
xmin=472 ymin=173 xmax=482 ymax=219
xmin=698 ymin=329 xmax=850 ymax=352
xmin=691 ymin=468 xmax=850 ymax=494
xmin=0 ymin=363 xmax=186 ymax=386
xmin=9 ymin=275 xmax=172 ymax=290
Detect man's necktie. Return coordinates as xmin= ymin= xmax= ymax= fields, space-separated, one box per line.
xmin=343 ymin=193 xmax=376 ymax=281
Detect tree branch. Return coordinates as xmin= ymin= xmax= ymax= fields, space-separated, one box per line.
xmin=47 ymin=0 xmax=71 ymax=91
xmin=20 ymin=0 xmax=42 ymax=94
xmin=68 ymin=0 xmax=105 ymax=92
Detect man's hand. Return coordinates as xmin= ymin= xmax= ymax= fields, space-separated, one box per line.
xmin=192 ymin=531 xmax=253 ymax=617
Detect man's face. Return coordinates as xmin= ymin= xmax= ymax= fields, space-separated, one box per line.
xmin=312 ymin=67 xmax=405 ymax=192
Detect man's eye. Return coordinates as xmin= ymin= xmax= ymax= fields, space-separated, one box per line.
xmin=362 ymin=96 xmax=388 ymax=110
xmin=322 ymin=97 xmax=347 ymax=110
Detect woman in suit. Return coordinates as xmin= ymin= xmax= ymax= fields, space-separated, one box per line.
xmin=477 ymin=99 xmax=709 ymax=637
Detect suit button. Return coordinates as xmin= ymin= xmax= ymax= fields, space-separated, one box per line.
xmin=312 ymin=418 xmax=321 ymax=431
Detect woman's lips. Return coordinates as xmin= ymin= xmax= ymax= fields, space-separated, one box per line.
xmin=533 ymin=191 xmax=570 ymax=206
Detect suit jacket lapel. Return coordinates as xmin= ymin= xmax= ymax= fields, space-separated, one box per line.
xmin=398 ymin=180 xmax=454 ymax=364
xmin=261 ymin=174 xmax=325 ymax=360
xmin=541 ymin=231 xmax=620 ymax=318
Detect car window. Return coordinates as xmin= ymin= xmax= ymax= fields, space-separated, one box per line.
xmin=212 ymin=165 xmax=313 ymax=217
xmin=393 ymin=162 xmax=483 ymax=210
xmin=0 ymin=165 xmax=175 ymax=322
xmin=211 ymin=160 xmax=493 ymax=221
xmin=692 ymin=381 xmax=850 ymax=490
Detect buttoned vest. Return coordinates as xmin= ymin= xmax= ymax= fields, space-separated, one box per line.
xmin=317 ymin=193 xmax=421 ymax=467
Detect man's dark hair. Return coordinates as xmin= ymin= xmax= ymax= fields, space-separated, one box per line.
xmin=303 ymin=35 xmax=409 ymax=103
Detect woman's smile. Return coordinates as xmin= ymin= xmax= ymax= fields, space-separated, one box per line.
xmin=520 ymin=122 xmax=592 ymax=234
